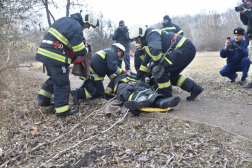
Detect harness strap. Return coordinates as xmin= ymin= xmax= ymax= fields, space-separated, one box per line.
xmin=41 ymin=40 xmax=70 ymax=55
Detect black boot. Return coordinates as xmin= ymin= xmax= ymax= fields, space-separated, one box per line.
xmin=180 ymin=78 xmax=204 ymax=101
xmin=187 ymin=83 xmax=204 ymax=101
xmin=124 ymin=100 xmax=151 ymax=110
xmin=56 ymin=109 xmax=79 ymax=118
xmin=71 ymin=88 xmax=80 ymax=105
xmin=153 ymin=96 xmax=180 ymax=109
xmin=38 ymin=100 xmax=54 ymax=107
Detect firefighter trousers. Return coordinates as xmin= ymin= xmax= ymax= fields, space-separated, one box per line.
xmin=37 ymin=64 xmax=70 ymax=114
xmin=156 ymin=41 xmax=198 ymax=97
xmin=76 ymin=75 xmax=105 ymax=100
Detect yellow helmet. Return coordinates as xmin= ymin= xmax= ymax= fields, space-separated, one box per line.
xmin=129 ymin=23 xmax=147 ymax=42
xmin=80 ymin=8 xmax=99 ymax=28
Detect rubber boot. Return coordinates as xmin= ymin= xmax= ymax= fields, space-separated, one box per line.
xmin=56 ymin=109 xmax=79 ymax=118
xmin=70 ymin=88 xmax=80 ymax=105
xmin=181 ymin=78 xmax=204 ymax=101
xmin=153 ymin=96 xmax=180 ymax=109
xmin=124 ymin=100 xmax=151 ymax=110
xmin=38 ymin=100 xmax=54 ymax=107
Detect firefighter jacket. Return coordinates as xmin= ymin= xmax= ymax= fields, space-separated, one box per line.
xmin=90 ymin=45 xmax=124 ymax=81
xmin=161 ymin=22 xmax=184 ymax=36
xmin=104 ymin=73 xmax=140 ymax=96
xmin=137 ymin=28 xmax=189 ymax=78
xmin=134 ymin=49 xmax=146 ymax=71
xmin=220 ymin=38 xmax=248 ymax=64
xmin=35 ymin=13 xmax=89 ymax=66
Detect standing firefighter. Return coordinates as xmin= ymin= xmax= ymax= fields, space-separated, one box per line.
xmin=36 ymin=8 xmax=99 ymax=118
xmin=161 ymin=15 xmax=184 ymax=36
xmin=71 ymin=43 xmax=126 ymax=104
xmin=128 ymin=24 xmax=204 ymax=100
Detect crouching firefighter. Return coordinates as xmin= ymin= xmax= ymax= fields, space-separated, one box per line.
xmin=71 ymin=43 xmax=125 ymax=104
xmin=128 ymin=24 xmax=204 ymax=100
xmin=105 ymin=73 xmax=180 ymax=115
xmin=36 ymin=8 xmax=99 ymax=118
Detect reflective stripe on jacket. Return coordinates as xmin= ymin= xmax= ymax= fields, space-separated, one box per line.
xmin=90 ymin=45 xmax=124 ymax=79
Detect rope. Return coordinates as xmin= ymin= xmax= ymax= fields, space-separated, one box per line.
xmin=38 ymin=89 xmax=148 ymax=167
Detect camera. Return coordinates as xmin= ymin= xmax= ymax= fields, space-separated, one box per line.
xmin=235 ymin=2 xmax=250 ymax=12
xmin=227 ymin=37 xmax=240 ymax=51
xmin=118 ymin=23 xmax=124 ymax=31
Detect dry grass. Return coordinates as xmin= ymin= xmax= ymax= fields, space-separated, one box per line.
xmin=1 ymin=52 xmax=252 ymax=167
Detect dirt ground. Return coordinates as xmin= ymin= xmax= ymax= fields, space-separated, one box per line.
xmin=27 ymin=51 xmax=252 ymax=140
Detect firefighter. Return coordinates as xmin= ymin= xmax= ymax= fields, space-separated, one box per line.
xmin=161 ymin=15 xmax=184 ymax=36
xmin=128 ymin=23 xmax=204 ymax=100
xmin=134 ymin=49 xmax=146 ymax=72
xmin=36 ymin=8 xmax=99 ymax=118
xmin=104 ymin=73 xmax=180 ymax=115
xmin=134 ymin=48 xmax=158 ymax=90
xmin=71 ymin=43 xmax=126 ymax=104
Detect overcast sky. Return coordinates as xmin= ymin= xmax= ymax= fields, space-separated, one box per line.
xmin=84 ymin=0 xmax=241 ymax=27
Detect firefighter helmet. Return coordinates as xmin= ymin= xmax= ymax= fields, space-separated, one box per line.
xmin=80 ymin=8 xmax=99 ymax=28
xmin=129 ymin=23 xmax=147 ymax=42
xmin=112 ymin=43 xmax=125 ymax=60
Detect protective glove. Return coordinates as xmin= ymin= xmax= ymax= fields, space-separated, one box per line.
xmin=145 ymin=77 xmax=150 ymax=83
xmin=103 ymin=93 xmax=114 ymax=100
xmin=152 ymin=65 xmax=165 ymax=79
xmin=128 ymin=75 xmax=139 ymax=80
xmin=231 ymin=42 xmax=240 ymax=51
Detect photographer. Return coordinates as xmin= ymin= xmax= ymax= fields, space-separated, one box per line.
xmin=112 ymin=20 xmax=131 ymax=71
xmin=220 ymin=27 xmax=250 ymax=85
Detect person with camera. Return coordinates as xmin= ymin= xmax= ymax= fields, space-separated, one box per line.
xmin=220 ymin=27 xmax=250 ymax=85
xmin=161 ymin=15 xmax=184 ymax=36
xmin=112 ymin=20 xmax=131 ymax=71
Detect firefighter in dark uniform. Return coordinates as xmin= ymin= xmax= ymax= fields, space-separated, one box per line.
xmin=128 ymin=23 xmax=204 ymax=100
xmin=104 ymin=73 xmax=180 ymax=115
xmin=36 ymin=8 xmax=99 ymax=118
xmin=134 ymin=48 xmax=157 ymax=90
xmin=161 ymin=15 xmax=184 ymax=36
xmin=71 ymin=43 xmax=126 ymax=104
xmin=134 ymin=49 xmax=146 ymax=71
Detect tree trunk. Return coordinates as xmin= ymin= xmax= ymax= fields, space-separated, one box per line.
xmin=66 ymin=0 xmax=70 ymax=17
xmin=44 ymin=0 xmax=51 ymax=27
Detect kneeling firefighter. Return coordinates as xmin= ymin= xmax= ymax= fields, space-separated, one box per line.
xmin=128 ymin=24 xmax=204 ymax=100
xmin=105 ymin=73 xmax=180 ymax=115
xmin=36 ymin=8 xmax=99 ymax=118
xmin=71 ymin=43 xmax=125 ymax=104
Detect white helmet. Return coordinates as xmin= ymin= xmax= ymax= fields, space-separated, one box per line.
xmin=80 ymin=8 xmax=99 ymax=28
xmin=129 ymin=23 xmax=147 ymax=42
xmin=112 ymin=43 xmax=125 ymax=60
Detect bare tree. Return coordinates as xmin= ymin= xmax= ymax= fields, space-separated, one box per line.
xmin=86 ymin=11 xmax=115 ymax=53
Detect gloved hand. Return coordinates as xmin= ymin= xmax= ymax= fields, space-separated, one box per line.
xmin=128 ymin=75 xmax=139 ymax=80
xmin=230 ymin=42 xmax=240 ymax=51
xmin=103 ymin=93 xmax=114 ymax=100
xmin=145 ymin=77 xmax=150 ymax=83
xmin=152 ymin=65 xmax=165 ymax=79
